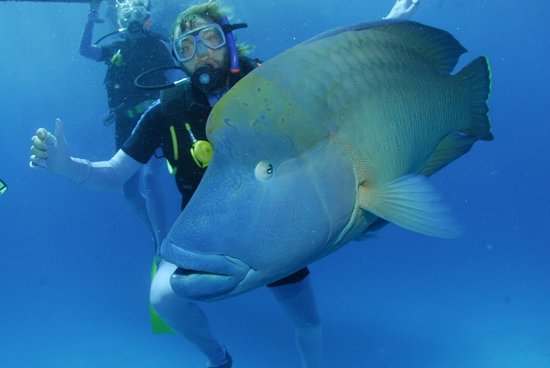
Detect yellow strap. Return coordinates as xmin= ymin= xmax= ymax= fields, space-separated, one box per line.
xmin=166 ymin=126 xmax=180 ymax=175
xmin=169 ymin=125 xmax=179 ymax=161
xmin=166 ymin=160 xmax=177 ymax=175
xmin=111 ymin=49 xmax=123 ymax=67
xmin=185 ymin=123 xmax=192 ymax=136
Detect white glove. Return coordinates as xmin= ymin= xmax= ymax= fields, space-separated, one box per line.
xmin=384 ymin=0 xmax=420 ymax=20
xmin=29 ymin=118 xmax=91 ymax=183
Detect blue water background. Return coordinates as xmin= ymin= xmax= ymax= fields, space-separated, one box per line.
xmin=1 ymin=0 xmax=549 ymax=367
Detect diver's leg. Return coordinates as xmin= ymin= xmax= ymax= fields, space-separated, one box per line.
xmin=150 ymin=260 xmax=230 ymax=367
xmin=140 ymin=156 xmax=179 ymax=251
xmin=121 ymin=170 xmax=158 ymax=244
xmin=270 ymin=273 xmax=323 ymax=368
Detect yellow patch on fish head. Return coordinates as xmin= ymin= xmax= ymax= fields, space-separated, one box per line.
xmin=207 ymin=70 xmax=327 ymax=157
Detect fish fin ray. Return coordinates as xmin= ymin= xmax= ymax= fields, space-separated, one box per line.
xmin=303 ymin=20 xmax=466 ymax=75
xmin=358 ymin=175 xmax=461 ymax=239
xmin=379 ymin=21 xmax=467 ymax=74
xmin=457 ymin=56 xmax=493 ymax=140
xmin=420 ymin=132 xmax=477 ymax=176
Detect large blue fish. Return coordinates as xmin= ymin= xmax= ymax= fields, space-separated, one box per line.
xmin=161 ymin=20 xmax=492 ymax=301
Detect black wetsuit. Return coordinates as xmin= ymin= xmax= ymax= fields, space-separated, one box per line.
xmin=101 ymin=32 xmax=174 ymax=148
xmin=122 ymin=58 xmax=309 ymax=287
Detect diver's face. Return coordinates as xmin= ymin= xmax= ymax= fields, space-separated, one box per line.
xmin=175 ymin=17 xmax=229 ymax=75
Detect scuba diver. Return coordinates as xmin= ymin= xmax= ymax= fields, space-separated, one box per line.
xmin=80 ymin=0 xmax=176 ymax=250
xmin=30 ymin=1 xmax=420 ymax=367
xmin=33 ymin=3 xmax=320 ymax=366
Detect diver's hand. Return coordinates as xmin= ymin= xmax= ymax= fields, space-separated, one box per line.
xmin=88 ymin=10 xmax=105 ymax=24
xmin=89 ymin=0 xmax=103 ymax=13
xmin=30 ymin=119 xmax=72 ymax=175
xmin=88 ymin=1 xmax=105 ymax=24
xmin=384 ymin=0 xmax=420 ymax=20
xmin=30 ymin=119 xmax=91 ymax=183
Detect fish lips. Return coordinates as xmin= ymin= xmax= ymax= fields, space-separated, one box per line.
xmin=161 ymin=239 xmax=252 ymax=301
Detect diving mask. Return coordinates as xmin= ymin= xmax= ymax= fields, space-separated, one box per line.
xmin=172 ymin=23 xmax=226 ymax=63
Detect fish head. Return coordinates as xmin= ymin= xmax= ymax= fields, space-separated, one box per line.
xmin=161 ymin=71 xmax=357 ymax=301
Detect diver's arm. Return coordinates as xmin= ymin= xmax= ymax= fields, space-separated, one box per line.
xmin=79 ymin=8 xmax=103 ymax=61
xmin=85 ymin=150 xmax=143 ymax=188
xmin=384 ymin=0 xmax=420 ymax=19
xmin=29 ymin=119 xmax=142 ymax=189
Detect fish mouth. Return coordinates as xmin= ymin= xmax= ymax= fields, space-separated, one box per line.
xmin=161 ymin=239 xmax=252 ymax=301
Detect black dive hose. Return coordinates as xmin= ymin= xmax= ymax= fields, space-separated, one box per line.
xmin=134 ymin=66 xmax=189 ymax=91
xmin=94 ymin=29 xmax=124 ymax=45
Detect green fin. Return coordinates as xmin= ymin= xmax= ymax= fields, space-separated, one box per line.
xmin=150 ymin=305 xmax=175 ymax=334
xmin=456 ymin=56 xmax=493 ymax=140
xmin=0 ymin=179 xmax=7 ymax=195
xmin=420 ymin=132 xmax=478 ymax=176
xmin=379 ymin=21 xmax=467 ymax=75
xmin=150 ymin=258 xmax=175 ymax=334
xmin=359 ymin=175 xmax=461 ymax=239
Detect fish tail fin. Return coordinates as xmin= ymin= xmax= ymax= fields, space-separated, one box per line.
xmin=457 ymin=56 xmax=493 ymax=140
xmin=420 ymin=57 xmax=492 ymax=176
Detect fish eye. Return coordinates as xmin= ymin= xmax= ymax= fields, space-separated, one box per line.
xmin=254 ymin=160 xmax=273 ymax=181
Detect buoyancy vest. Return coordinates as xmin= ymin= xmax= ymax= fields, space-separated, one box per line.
xmin=103 ymin=32 xmax=173 ymax=110
xmin=159 ymin=79 xmax=211 ymax=208
xmin=158 ymin=57 xmax=259 ymax=209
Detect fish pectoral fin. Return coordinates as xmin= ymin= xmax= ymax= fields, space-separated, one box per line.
xmin=358 ymin=175 xmax=461 ymax=239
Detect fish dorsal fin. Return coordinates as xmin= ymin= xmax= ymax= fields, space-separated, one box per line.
xmin=305 ymin=20 xmax=466 ymax=75
xmin=358 ymin=175 xmax=461 ymax=239
xmin=376 ymin=21 xmax=467 ymax=74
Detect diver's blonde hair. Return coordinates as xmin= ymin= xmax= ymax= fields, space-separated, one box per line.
xmin=171 ymin=1 xmax=252 ymax=56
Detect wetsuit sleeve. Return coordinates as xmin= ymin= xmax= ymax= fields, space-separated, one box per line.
xmin=55 ymin=150 xmax=141 ymax=189
xmin=84 ymin=150 xmax=142 ymax=188
xmin=79 ymin=11 xmax=103 ymax=61
xmin=121 ymin=100 xmax=165 ymax=164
